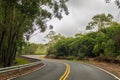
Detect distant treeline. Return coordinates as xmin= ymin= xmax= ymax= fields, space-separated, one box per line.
xmin=20 ymin=43 xmax=48 ymax=55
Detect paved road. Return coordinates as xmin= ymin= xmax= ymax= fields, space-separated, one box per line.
xmin=12 ymin=55 xmax=119 ymax=80
xmin=67 ymin=61 xmax=117 ymax=80
xmin=12 ymin=59 xmax=65 ymax=80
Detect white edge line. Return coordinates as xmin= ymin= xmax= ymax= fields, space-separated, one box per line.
xmin=8 ymin=61 xmax=46 ymax=80
xmin=91 ymin=65 xmax=120 ymax=80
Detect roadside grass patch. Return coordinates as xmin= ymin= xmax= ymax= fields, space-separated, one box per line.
xmin=13 ymin=58 xmax=30 ymax=65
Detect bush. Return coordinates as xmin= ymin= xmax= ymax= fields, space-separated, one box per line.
xmin=116 ymin=56 xmax=120 ymax=60
xmin=47 ymin=25 xmax=120 ymax=61
xmin=66 ymin=56 xmax=76 ymax=60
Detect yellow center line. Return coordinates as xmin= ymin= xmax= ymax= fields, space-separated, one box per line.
xmin=59 ymin=62 xmax=70 ymax=80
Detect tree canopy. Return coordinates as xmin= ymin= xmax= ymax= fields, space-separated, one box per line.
xmin=86 ymin=13 xmax=114 ymax=31
xmin=47 ymin=13 xmax=120 ymax=62
xmin=0 ymin=0 xmax=69 ymax=67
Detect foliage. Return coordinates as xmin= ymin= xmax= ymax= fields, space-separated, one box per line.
xmin=0 ymin=0 xmax=68 ymax=67
xmin=106 ymin=0 xmax=120 ymax=9
xmin=47 ymin=24 xmax=120 ymax=60
xmin=86 ymin=13 xmax=114 ymax=31
xmin=46 ymin=31 xmax=65 ymax=55
xmin=21 ymin=43 xmax=48 ymax=55
xmin=14 ymin=58 xmax=29 ymax=65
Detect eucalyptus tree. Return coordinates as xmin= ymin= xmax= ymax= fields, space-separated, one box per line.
xmin=0 ymin=0 xmax=69 ymax=67
xmin=86 ymin=13 xmax=113 ymax=31
xmin=105 ymin=0 xmax=120 ymax=8
xmin=46 ymin=31 xmax=65 ymax=44
xmin=105 ymin=0 xmax=120 ymax=52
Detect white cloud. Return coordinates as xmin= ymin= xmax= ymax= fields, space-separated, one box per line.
xmin=29 ymin=0 xmax=119 ymax=44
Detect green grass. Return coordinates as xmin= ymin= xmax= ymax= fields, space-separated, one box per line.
xmin=66 ymin=56 xmax=92 ymax=64
xmin=39 ymin=55 xmax=46 ymax=58
xmin=116 ymin=55 xmax=120 ymax=60
xmin=13 ymin=58 xmax=30 ymax=65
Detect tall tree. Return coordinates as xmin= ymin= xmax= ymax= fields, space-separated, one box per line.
xmin=105 ymin=0 xmax=120 ymax=8
xmin=0 ymin=0 xmax=69 ymax=67
xmin=86 ymin=13 xmax=113 ymax=31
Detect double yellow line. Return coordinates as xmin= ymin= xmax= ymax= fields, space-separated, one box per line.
xmin=59 ymin=62 xmax=70 ymax=80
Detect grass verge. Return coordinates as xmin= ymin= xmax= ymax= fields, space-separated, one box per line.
xmin=13 ymin=57 xmax=30 ymax=66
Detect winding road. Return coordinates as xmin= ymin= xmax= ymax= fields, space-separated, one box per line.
xmin=12 ymin=55 xmax=120 ymax=80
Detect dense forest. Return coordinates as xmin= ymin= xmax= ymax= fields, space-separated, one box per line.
xmin=47 ymin=14 xmax=120 ymax=62
xmin=47 ymin=25 xmax=120 ymax=61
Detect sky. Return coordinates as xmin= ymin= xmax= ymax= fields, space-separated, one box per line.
xmin=29 ymin=0 xmax=120 ymax=44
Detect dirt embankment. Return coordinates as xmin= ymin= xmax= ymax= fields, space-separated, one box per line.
xmin=89 ymin=60 xmax=120 ymax=78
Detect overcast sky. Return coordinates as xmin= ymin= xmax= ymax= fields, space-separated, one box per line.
xmin=29 ymin=0 xmax=120 ymax=44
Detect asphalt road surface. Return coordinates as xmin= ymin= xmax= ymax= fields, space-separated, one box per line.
xmin=67 ymin=61 xmax=118 ymax=80
xmin=11 ymin=55 xmax=119 ymax=80
xmin=12 ymin=59 xmax=66 ymax=80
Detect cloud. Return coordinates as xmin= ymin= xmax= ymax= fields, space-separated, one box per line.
xmin=29 ymin=0 xmax=119 ymax=44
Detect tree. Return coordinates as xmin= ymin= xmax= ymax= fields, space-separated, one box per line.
xmin=46 ymin=31 xmax=66 ymax=56
xmin=75 ymin=33 xmax=83 ymax=38
xmin=0 ymin=0 xmax=69 ymax=67
xmin=46 ymin=30 xmax=56 ymax=43
xmin=105 ymin=0 xmax=120 ymax=8
xmin=114 ymin=30 xmax=120 ymax=52
xmin=86 ymin=13 xmax=113 ymax=31
xmin=46 ymin=31 xmax=65 ymax=43
xmin=47 ymin=25 xmax=120 ymax=61
xmin=54 ymin=38 xmax=74 ymax=56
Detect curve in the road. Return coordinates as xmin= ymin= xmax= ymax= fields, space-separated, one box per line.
xmin=11 ymin=55 xmax=120 ymax=80
xmin=91 ymin=65 xmax=120 ymax=80
xmin=66 ymin=61 xmax=120 ymax=80
xmin=12 ymin=60 xmax=66 ymax=80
